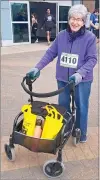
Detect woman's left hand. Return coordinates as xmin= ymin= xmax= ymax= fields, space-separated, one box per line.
xmin=69 ymin=73 xmax=82 ymax=85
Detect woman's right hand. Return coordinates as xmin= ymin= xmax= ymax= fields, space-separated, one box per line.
xmin=26 ymin=68 xmax=40 ymax=80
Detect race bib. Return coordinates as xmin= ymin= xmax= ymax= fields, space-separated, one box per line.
xmin=60 ymin=53 xmax=79 ymax=68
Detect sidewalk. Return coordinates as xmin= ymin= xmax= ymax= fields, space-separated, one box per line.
xmin=1 ymin=127 xmax=98 ymax=180
xmin=1 ymin=42 xmax=48 ymax=55
xmin=1 ymin=41 xmax=99 ymax=56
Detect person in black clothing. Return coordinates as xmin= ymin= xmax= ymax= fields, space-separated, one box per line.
xmin=31 ymin=13 xmax=38 ymax=43
xmin=41 ymin=9 xmax=56 ymax=45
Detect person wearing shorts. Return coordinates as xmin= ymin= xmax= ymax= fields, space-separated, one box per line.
xmin=41 ymin=9 xmax=56 ymax=45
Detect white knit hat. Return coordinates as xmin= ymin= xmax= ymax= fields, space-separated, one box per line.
xmin=68 ymin=4 xmax=88 ymax=22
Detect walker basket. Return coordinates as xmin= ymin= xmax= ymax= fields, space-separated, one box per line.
xmin=12 ymin=101 xmax=73 ymax=154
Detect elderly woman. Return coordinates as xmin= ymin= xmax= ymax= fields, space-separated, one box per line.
xmin=26 ymin=5 xmax=97 ymax=143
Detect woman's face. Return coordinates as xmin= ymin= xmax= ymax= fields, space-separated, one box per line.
xmin=47 ymin=9 xmax=50 ymax=15
xmin=69 ymin=14 xmax=84 ymax=32
xmin=94 ymin=12 xmax=99 ymax=15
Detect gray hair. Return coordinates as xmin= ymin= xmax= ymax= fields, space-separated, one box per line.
xmin=68 ymin=4 xmax=88 ymax=22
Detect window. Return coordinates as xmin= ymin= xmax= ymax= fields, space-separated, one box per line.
xmin=11 ymin=3 xmax=28 ymax=21
xmin=10 ymin=2 xmax=30 ymax=43
xmin=59 ymin=6 xmax=70 ymax=21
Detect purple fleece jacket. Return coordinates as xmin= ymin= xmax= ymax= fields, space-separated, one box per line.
xmin=35 ymin=30 xmax=97 ymax=82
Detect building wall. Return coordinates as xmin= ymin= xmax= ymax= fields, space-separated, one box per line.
xmin=1 ymin=1 xmax=13 ymax=46
xmin=82 ymin=0 xmax=95 ymax=12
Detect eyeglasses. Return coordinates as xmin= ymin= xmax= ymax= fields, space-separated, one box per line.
xmin=70 ymin=17 xmax=83 ymax=23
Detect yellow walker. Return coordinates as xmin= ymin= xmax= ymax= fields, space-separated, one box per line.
xmin=4 ymin=76 xmax=81 ymax=178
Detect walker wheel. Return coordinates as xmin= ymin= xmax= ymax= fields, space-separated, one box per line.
xmin=4 ymin=144 xmax=15 ymax=162
xmin=43 ymin=159 xmax=65 ymax=178
xmin=72 ymin=128 xmax=81 ymax=146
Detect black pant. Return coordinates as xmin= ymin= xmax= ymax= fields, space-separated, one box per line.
xmin=93 ymin=29 xmax=99 ymax=39
xmin=32 ymin=28 xmax=37 ymax=42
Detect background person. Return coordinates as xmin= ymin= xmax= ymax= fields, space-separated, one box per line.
xmin=41 ymin=8 xmax=56 ymax=45
xmin=90 ymin=9 xmax=99 ymax=43
xmin=26 ymin=5 xmax=97 ymax=143
xmin=31 ymin=13 xmax=38 ymax=43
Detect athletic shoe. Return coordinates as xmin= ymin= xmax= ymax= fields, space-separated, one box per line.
xmin=80 ymin=135 xmax=87 ymax=143
xmin=35 ymin=39 xmax=38 ymax=43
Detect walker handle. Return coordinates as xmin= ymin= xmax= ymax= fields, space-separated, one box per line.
xmin=21 ymin=76 xmax=75 ymax=98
